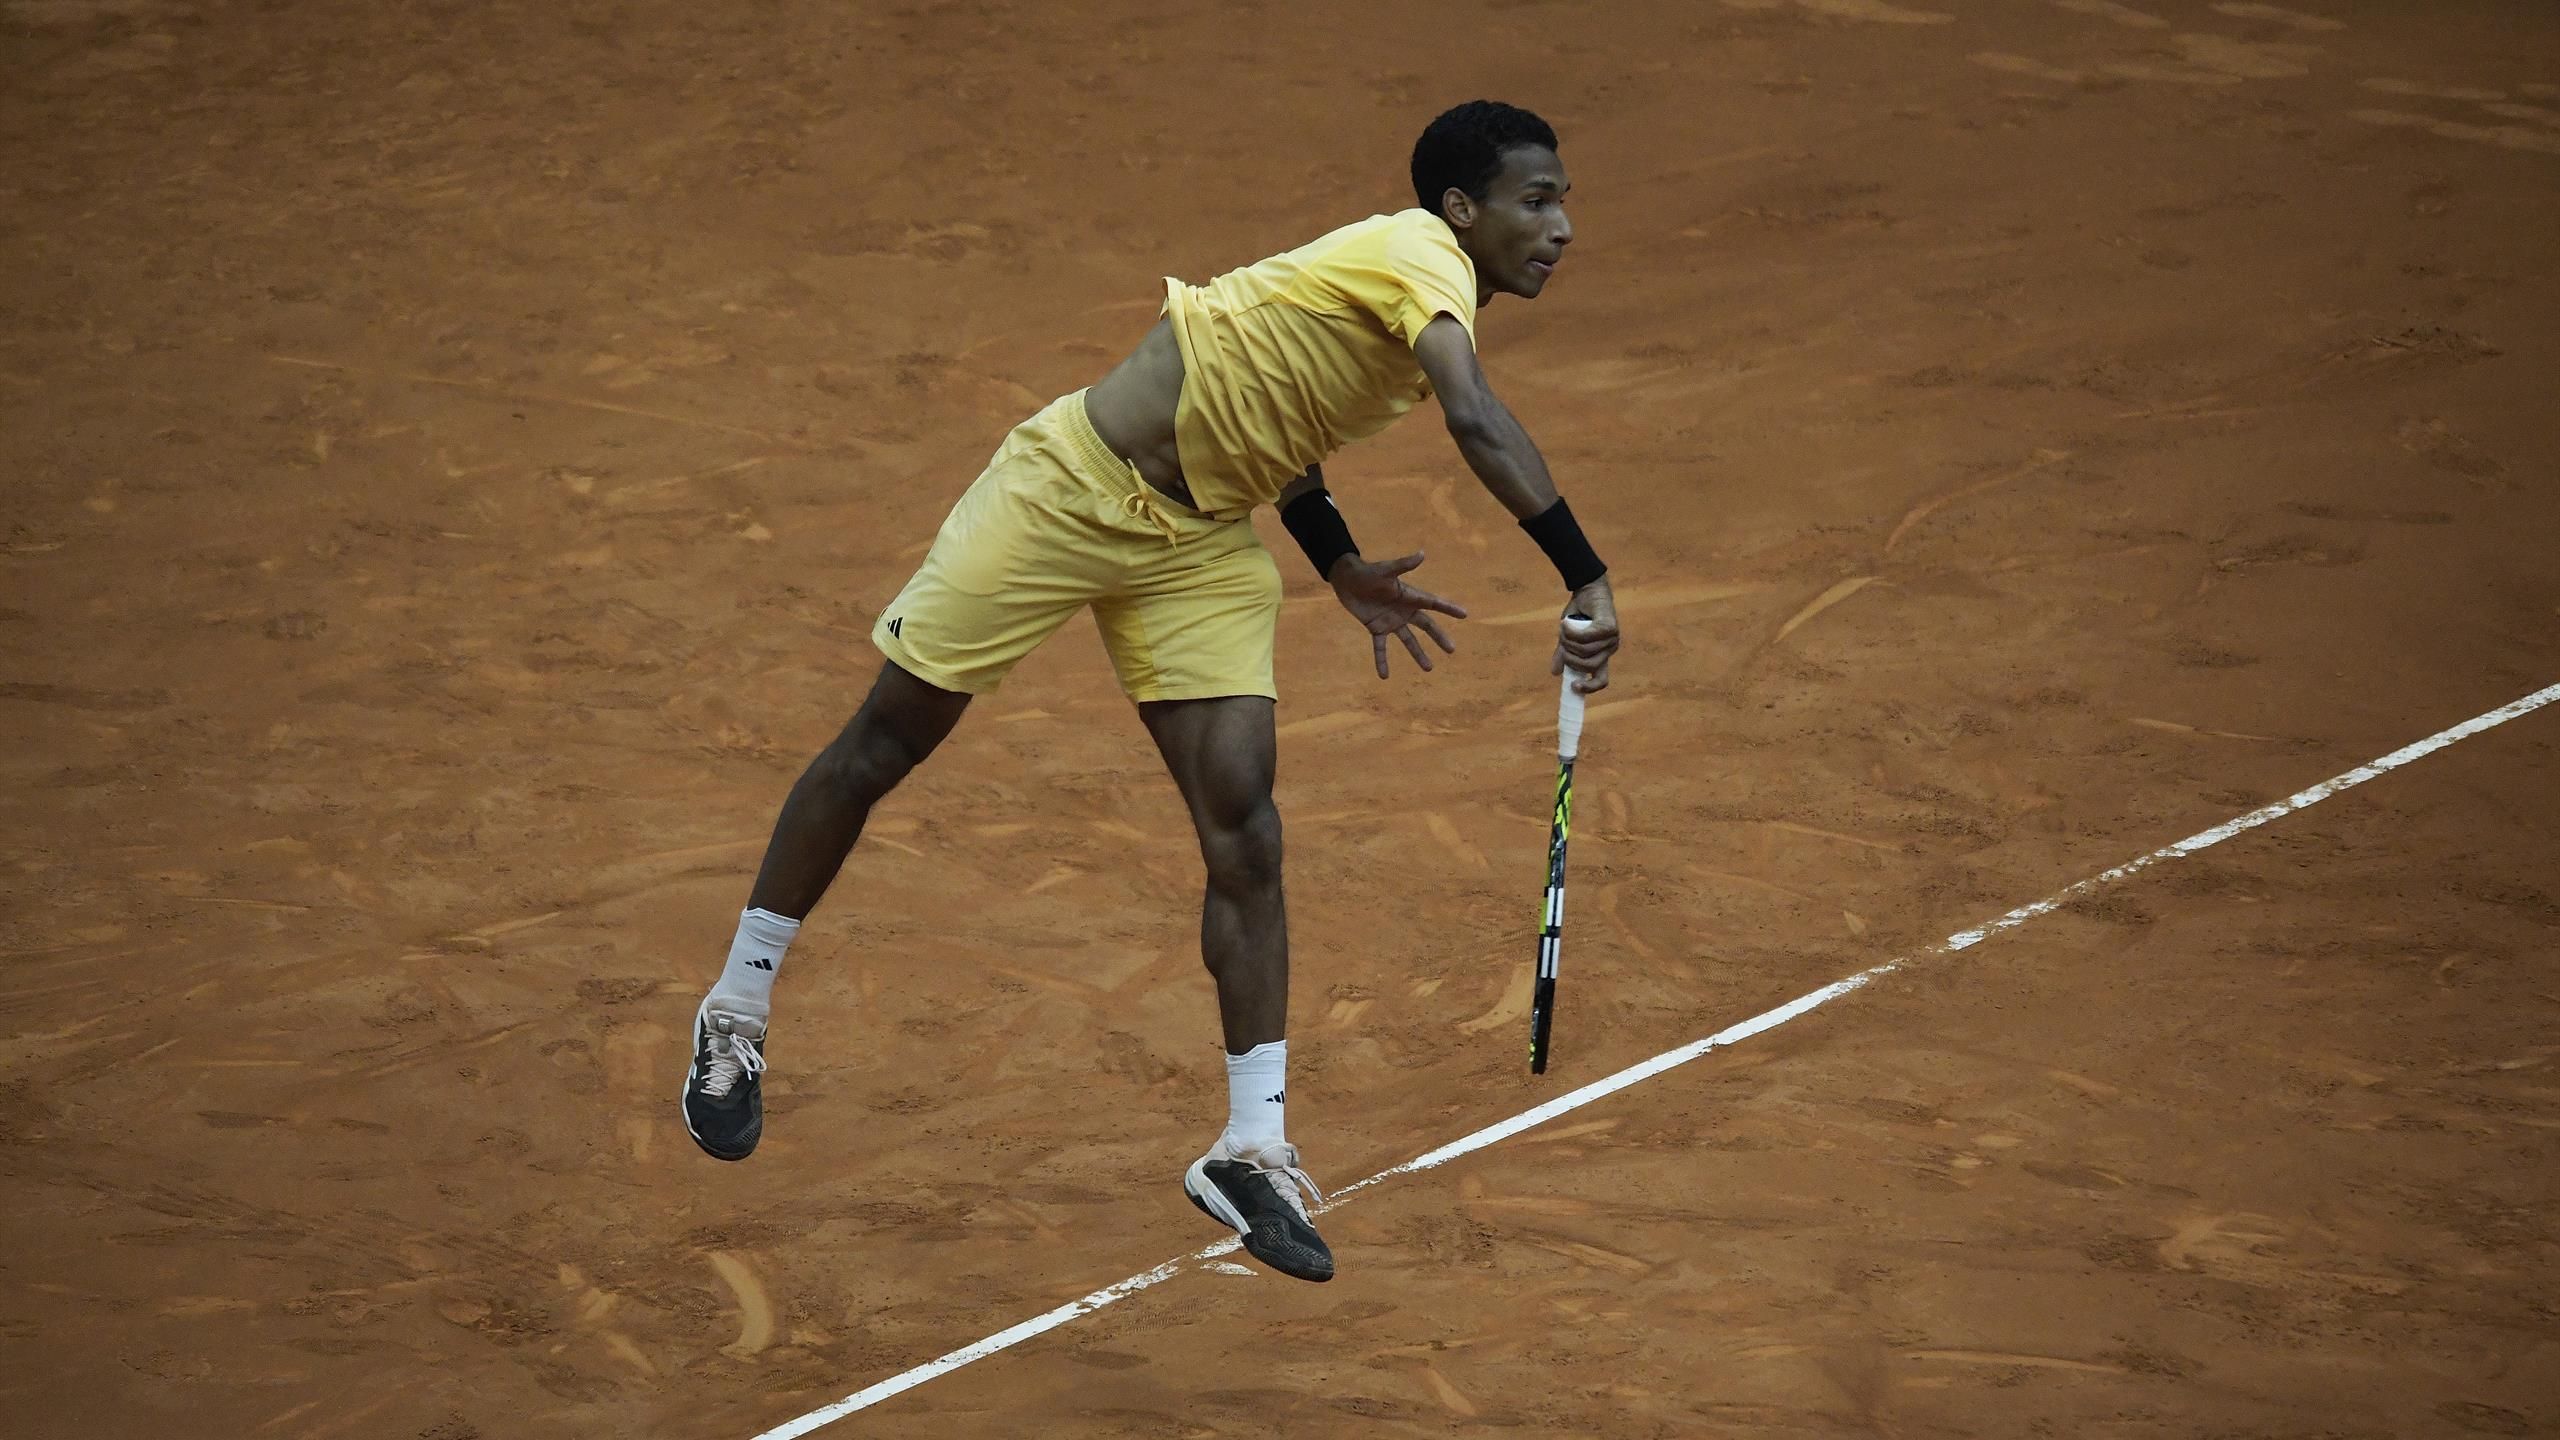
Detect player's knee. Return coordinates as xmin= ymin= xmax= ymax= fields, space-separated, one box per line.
xmin=1202 ymin=799 xmax=1283 ymax=894
xmin=815 ymin=718 xmax=929 ymax=802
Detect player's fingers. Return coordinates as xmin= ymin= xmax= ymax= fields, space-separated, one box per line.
xmin=1380 ymin=549 xmax=1426 ymax=577
xmin=1416 ymin=613 xmax=1456 ymax=653
xmin=1551 ymin=644 xmax=1566 ymax=676
xmin=1397 ymin=625 xmax=1433 ymax=671
xmin=1372 ymin=634 xmax=1390 ymax=679
xmin=1401 ymin=583 xmax=1468 ymax=619
xmin=1572 ymin=661 xmax=1611 ymax=694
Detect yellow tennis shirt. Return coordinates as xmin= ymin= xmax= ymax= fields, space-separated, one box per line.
xmin=1162 ymin=209 xmax=1480 ymax=514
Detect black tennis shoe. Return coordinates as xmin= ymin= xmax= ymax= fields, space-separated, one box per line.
xmin=682 ymin=1001 xmax=767 ymax=1162
xmin=1184 ymin=1137 xmax=1333 ymax=1282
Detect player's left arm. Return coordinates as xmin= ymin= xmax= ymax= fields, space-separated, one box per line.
xmin=1412 ymin=315 xmax=1618 ymax=692
xmin=1274 ymin=465 xmax=1469 ymax=680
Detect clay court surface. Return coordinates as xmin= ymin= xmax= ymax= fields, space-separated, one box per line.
xmin=8 ymin=0 xmax=2560 ymax=1435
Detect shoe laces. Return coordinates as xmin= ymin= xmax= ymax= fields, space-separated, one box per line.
xmin=1243 ymin=1142 xmax=1324 ymax=1223
xmin=700 ymin=1011 xmax=766 ymax=1099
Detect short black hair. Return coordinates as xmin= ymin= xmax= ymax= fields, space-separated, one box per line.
xmin=1410 ymin=101 xmax=1559 ymax=220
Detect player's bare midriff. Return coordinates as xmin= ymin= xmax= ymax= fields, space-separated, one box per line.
xmin=1082 ymin=317 xmax=1201 ymax=510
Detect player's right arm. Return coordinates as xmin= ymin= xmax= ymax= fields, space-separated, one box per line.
xmin=1413 ymin=315 xmax=1559 ymax=521
xmin=1412 ymin=315 xmax=1618 ymax=692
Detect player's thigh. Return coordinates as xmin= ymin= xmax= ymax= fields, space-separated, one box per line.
xmin=873 ymin=442 xmax=1103 ymax=694
xmin=1094 ymin=530 xmax=1282 ymax=706
xmin=1138 ymin=693 xmax=1278 ymax=837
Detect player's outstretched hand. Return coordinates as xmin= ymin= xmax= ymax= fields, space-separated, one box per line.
xmin=1553 ymin=577 xmax=1619 ymax=694
xmin=1329 ymin=550 xmax=1468 ymax=679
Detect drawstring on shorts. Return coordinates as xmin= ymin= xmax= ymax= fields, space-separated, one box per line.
xmin=1117 ymin=471 xmax=1183 ymax=547
xmin=1065 ymin=388 xmax=1193 ymax=547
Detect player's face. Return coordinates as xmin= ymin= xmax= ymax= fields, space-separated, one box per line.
xmin=1461 ymin=146 xmax=1574 ymax=300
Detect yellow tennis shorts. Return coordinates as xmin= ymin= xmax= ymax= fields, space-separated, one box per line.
xmin=871 ymin=390 xmax=1281 ymax=702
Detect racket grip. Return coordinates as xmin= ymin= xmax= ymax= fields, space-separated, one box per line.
xmin=1556 ymin=613 xmax=1601 ymax=759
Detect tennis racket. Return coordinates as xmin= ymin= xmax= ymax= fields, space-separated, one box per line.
xmin=1529 ymin=615 xmax=1599 ymax=1075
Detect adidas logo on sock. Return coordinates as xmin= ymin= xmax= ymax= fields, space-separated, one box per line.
xmin=1264 ymin=1091 xmax=1285 ymax=1104
xmin=747 ymin=957 xmax=775 ymax=971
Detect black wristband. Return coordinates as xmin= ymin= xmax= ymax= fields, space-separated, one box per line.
xmin=1521 ymin=497 xmax=1608 ymax=591
xmin=1279 ymin=486 xmax=1360 ymax=580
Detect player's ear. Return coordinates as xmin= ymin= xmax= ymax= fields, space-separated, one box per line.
xmin=1440 ymin=188 xmax=1475 ymax=230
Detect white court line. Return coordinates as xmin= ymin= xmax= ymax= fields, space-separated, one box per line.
xmin=748 ymin=680 xmax=2560 ymax=1440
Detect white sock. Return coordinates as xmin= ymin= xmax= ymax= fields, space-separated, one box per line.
xmin=1223 ymin=1040 xmax=1287 ymax=1154
xmin=706 ymin=907 xmax=799 ymax=1023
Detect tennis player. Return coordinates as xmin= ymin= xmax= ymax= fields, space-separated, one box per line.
xmin=682 ymin=101 xmax=1619 ymax=1283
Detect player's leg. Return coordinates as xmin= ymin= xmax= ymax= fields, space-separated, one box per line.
xmin=684 ymin=395 xmax=1104 ymax=1163
xmin=1100 ymin=507 xmax=1292 ymax=1067
xmin=1139 ymin=695 xmax=1288 ymax=1059
xmin=1140 ymin=695 xmax=1330 ymax=1282
xmin=743 ymin=661 xmax=971 ymax=921
xmin=1095 ymin=487 xmax=1330 ymax=1278
xmin=683 ymin=662 xmax=969 ymax=1163
xmin=705 ymin=661 xmax=969 ymax=1031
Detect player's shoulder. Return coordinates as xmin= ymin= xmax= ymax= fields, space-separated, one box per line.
xmin=1379 ymin=210 xmax=1472 ymax=281
xmin=1379 ymin=207 xmax=1455 ymax=242
xmin=1294 ymin=209 xmax=1454 ymax=259
xmin=1368 ymin=208 xmax=1464 ymax=257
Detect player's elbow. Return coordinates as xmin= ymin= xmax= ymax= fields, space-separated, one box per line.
xmin=1441 ymin=396 xmax=1498 ymax=449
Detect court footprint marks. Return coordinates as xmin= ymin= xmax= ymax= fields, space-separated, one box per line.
xmin=2393 ymin=417 xmax=2507 ymax=488
xmin=552 ymin=1263 xmax=657 ymax=1379
xmin=2352 ymin=105 xmax=2560 ymax=157
xmin=599 ymin=1019 xmax=671 ymax=1164
xmin=703 ymin=1250 xmax=777 ymax=1360
xmin=1418 ymin=812 xmax=1489 ymax=872
xmin=2117 ymin=321 xmax=2503 ymax=426
xmin=2277 ymin=499 xmax=2453 ymax=527
xmin=2053 ymin=0 xmax=2165 ymax=28
xmin=85 ymin=1165 xmax=680 ymax=1392
xmin=2210 ymin=2 xmax=2340 ymax=32
xmin=1720 ymin=0 xmax=1954 ymax=23
xmin=2348 ymin=67 xmax=2560 ymax=155
xmin=2206 ymin=529 xmax=2366 ymax=577
xmin=1971 ymin=52 xmax=2100 ymax=85
xmin=1975 ymin=32 xmax=2323 ymax=89
xmin=2168 ymin=33 xmax=2316 ymax=81
xmin=1977 ymin=2 xmax=2346 ymax=90
xmin=2364 ymin=77 xmax=2506 ymax=103
xmin=2436 ymin=1401 xmax=2536 ymax=1436
xmin=2156 ymin=1211 xmax=2295 ymax=1281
